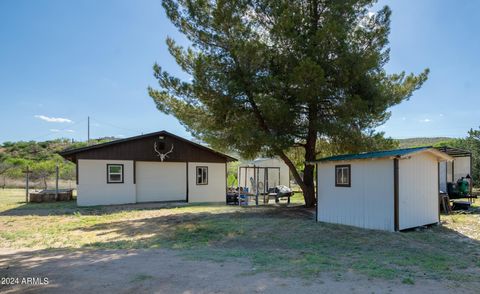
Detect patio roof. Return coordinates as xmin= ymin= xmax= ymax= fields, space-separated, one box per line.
xmin=434 ymin=146 xmax=471 ymax=158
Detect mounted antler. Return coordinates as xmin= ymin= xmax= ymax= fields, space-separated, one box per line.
xmin=154 ymin=143 xmax=174 ymax=162
xmin=153 ymin=142 xmax=162 ymax=156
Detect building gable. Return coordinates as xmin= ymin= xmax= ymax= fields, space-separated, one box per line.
xmin=60 ymin=131 xmax=236 ymax=163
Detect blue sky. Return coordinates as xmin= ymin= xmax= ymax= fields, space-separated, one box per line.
xmin=0 ymin=0 xmax=478 ymax=143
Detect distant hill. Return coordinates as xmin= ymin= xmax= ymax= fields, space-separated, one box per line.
xmin=397 ymin=137 xmax=453 ymax=148
xmin=0 ymin=137 xmax=121 ymax=187
xmin=0 ymin=137 xmax=118 ymax=161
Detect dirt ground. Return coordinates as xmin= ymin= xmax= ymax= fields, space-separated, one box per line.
xmin=1 ymin=190 xmax=479 ymax=293
xmin=0 ymin=248 xmax=475 ymax=294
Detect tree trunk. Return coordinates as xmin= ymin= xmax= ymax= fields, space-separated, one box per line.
xmin=43 ymin=177 xmax=47 ymax=190
xmin=233 ymin=51 xmax=319 ymax=207
xmin=302 ymin=163 xmax=316 ymax=207
xmin=277 ymin=149 xmax=316 ymax=208
xmin=301 ymin=99 xmax=319 ymax=208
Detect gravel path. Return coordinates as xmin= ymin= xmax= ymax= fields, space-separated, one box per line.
xmin=0 ymin=248 xmax=476 ymax=294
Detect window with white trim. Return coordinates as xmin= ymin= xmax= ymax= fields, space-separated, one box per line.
xmin=196 ymin=166 xmax=208 ymax=185
xmin=107 ymin=164 xmax=124 ymax=183
xmin=335 ymin=165 xmax=351 ymax=187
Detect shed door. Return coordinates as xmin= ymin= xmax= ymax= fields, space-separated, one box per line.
xmin=136 ymin=162 xmax=186 ymax=202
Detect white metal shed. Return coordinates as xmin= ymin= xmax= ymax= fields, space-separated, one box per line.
xmin=238 ymin=157 xmax=290 ymax=192
xmin=312 ymin=147 xmax=453 ymax=231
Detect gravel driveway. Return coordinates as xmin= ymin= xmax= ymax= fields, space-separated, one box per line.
xmin=1 ymin=248 xmax=475 ymax=294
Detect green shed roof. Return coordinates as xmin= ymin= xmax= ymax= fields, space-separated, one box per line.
xmin=313 ymin=146 xmax=433 ymax=163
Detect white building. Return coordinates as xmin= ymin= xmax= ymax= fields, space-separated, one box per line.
xmin=60 ymin=131 xmax=236 ymax=206
xmin=435 ymin=146 xmax=472 ymax=193
xmin=238 ymin=157 xmax=291 ymax=193
xmin=312 ymin=147 xmax=453 ymax=231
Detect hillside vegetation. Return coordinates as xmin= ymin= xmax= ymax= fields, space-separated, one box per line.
xmin=1 ymin=129 xmax=479 ymax=189
xmin=397 ymin=137 xmax=452 ymax=148
xmin=0 ymin=138 xmax=115 ymax=189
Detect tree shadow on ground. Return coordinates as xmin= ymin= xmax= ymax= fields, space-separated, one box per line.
xmin=0 ymin=199 xmax=306 ymax=217
xmin=4 ymin=244 xmax=474 ymax=294
xmin=1 ymin=206 xmax=480 ymax=292
xmin=68 ymin=207 xmax=480 ymax=284
xmin=0 ymin=246 xmax=293 ymax=294
xmin=0 ymin=201 xmax=204 ymax=217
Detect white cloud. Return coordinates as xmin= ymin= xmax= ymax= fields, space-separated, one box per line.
xmin=50 ymin=128 xmax=75 ymax=133
xmin=34 ymin=115 xmax=73 ymax=123
xmin=401 ymin=117 xmax=407 ymax=121
xmin=420 ymin=118 xmax=432 ymax=123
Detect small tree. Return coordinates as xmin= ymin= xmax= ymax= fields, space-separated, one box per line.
xmin=0 ymin=157 xmax=29 ymax=188
xmin=0 ymin=161 xmax=12 ymax=189
xmin=150 ymin=0 xmax=428 ymax=207
xmin=31 ymin=161 xmax=56 ymax=190
xmin=466 ymin=128 xmax=480 ymax=185
xmin=0 ymin=161 xmax=12 ymax=176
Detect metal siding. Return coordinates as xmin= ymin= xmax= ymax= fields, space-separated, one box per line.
xmin=317 ymin=159 xmax=394 ymax=231
xmin=240 ymin=165 xmax=284 ymax=193
xmin=249 ymin=158 xmax=290 ymax=187
xmin=439 ymin=161 xmax=447 ymax=192
xmin=446 ymin=161 xmax=453 ymax=182
xmin=188 ymin=162 xmax=226 ymax=202
xmin=77 ymin=159 xmax=136 ymax=206
xmin=398 ymin=153 xmax=439 ymax=230
xmin=136 ymin=162 xmax=186 ymax=202
xmin=453 ymin=156 xmax=471 ymax=181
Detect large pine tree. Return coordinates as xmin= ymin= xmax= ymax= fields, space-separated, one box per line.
xmin=149 ymin=0 xmax=429 ymax=207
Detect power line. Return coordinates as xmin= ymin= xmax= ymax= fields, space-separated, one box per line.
xmin=29 ymin=116 xmax=142 ymax=143
xmin=87 ymin=116 xmax=90 ymax=144
xmin=89 ymin=117 xmax=143 ymax=134
xmin=29 ymin=118 xmax=88 ymax=141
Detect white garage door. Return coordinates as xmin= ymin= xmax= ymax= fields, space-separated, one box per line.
xmin=136 ymin=162 xmax=186 ymax=202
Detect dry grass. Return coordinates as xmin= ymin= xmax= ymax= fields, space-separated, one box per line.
xmin=0 ymin=189 xmax=479 ymax=285
xmin=441 ymin=200 xmax=480 ymax=240
xmin=1 ymin=178 xmax=76 ymax=189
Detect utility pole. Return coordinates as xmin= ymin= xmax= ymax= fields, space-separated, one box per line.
xmin=87 ymin=116 xmax=90 ymax=145
xmin=25 ymin=166 xmax=30 ymax=203
xmin=55 ymin=165 xmax=59 ymax=201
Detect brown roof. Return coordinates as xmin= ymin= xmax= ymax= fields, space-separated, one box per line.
xmin=59 ymin=130 xmax=237 ymax=163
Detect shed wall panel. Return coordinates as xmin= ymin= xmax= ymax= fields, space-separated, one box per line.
xmin=240 ymin=158 xmax=290 ymax=193
xmin=77 ymin=159 xmax=136 ymax=206
xmin=439 ymin=161 xmax=447 ymax=193
xmin=398 ymin=153 xmax=439 ymax=230
xmin=253 ymin=158 xmax=290 ymax=187
xmin=453 ymin=156 xmax=471 ymax=181
xmin=447 ymin=161 xmax=453 ymax=182
xmin=317 ymin=159 xmax=394 ymax=231
xmin=188 ymin=162 xmax=226 ymax=202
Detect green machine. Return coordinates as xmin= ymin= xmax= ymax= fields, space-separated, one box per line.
xmin=457 ymin=177 xmax=470 ymax=196
xmin=447 ymin=176 xmax=471 ymax=198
